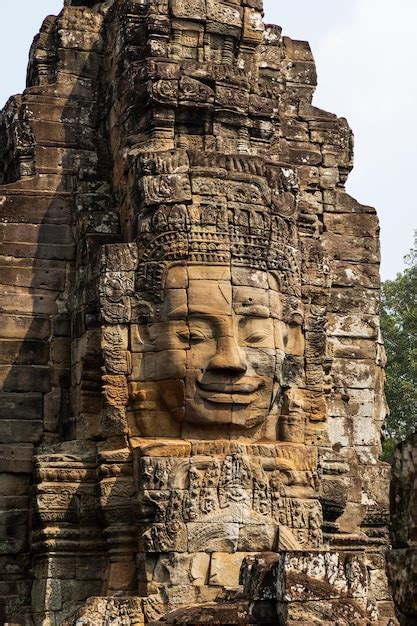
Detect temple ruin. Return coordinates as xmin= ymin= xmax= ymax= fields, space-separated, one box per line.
xmin=0 ymin=0 xmax=405 ymax=623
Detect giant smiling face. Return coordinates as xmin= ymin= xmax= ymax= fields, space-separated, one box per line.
xmin=132 ymin=264 xmax=305 ymax=435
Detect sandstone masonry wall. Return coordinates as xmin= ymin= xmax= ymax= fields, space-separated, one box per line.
xmin=0 ymin=9 xmax=112 ymax=622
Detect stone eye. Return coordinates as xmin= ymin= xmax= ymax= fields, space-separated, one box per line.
xmin=244 ymin=331 xmax=269 ymax=345
xmin=189 ymin=330 xmax=208 ymax=344
xmin=176 ymin=330 xmax=190 ymax=344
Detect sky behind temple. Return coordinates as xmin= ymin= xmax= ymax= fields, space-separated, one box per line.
xmin=1 ymin=1 xmax=415 ymax=280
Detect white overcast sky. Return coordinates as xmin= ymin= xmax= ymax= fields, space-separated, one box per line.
xmin=1 ymin=1 xmax=415 ymax=280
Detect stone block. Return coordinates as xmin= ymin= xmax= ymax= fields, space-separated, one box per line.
xmin=282 ymin=37 xmax=314 ymax=61
xmin=106 ymin=561 xmax=137 ymax=592
xmin=171 ymin=0 xmax=206 ymax=20
xmin=0 ymin=287 xmax=58 ymax=316
xmin=0 ymin=241 xmax=75 ymax=261
xmin=0 ymin=474 xmax=31 ymax=497
xmin=209 ymin=552 xmax=249 ymax=587
xmin=324 ymin=232 xmax=380 ymax=263
xmin=37 ymin=556 xmax=76 ymax=580
xmin=324 ymin=213 xmax=378 ymax=238
xmin=0 ymin=393 xmax=43 ymax=420
xmin=330 ymin=261 xmax=380 ymax=289
xmin=187 ymin=522 xmax=239 ymax=553
xmin=243 ymin=551 xmax=369 ymax=604
xmin=0 ymin=223 xmax=74 ymax=246
xmin=288 ymin=142 xmax=322 ymax=166
xmin=237 ymin=523 xmax=276 ymax=552
xmin=50 ymin=337 xmax=71 ymax=364
xmin=283 ymin=60 xmax=317 ymax=86
xmin=327 ymin=336 xmax=377 ymax=361
xmin=327 ymin=313 xmax=379 ymax=339
xmin=0 ymin=420 xmax=43 ymax=444
xmin=0 ymin=340 xmax=49 ymax=365
xmin=76 ymin=553 xmax=106 ymax=581
xmin=206 ymin=0 xmax=242 ymax=28
xmin=152 ymin=553 xmax=210 ymax=586
xmin=0 ymin=192 xmax=73 ymax=224
xmin=0 ymin=259 xmax=67 ymax=291
xmin=242 ymin=8 xmax=264 ymax=45
xmin=32 ymin=579 xmax=62 ymax=613
xmin=0 ymin=315 xmax=50 ymax=340
xmin=0 ymin=444 xmax=34 ymax=474
xmin=43 ymin=389 xmax=62 ymax=433
xmin=0 ymin=365 xmax=50 ymax=393
xmin=332 ymin=190 xmax=376 ymax=214
xmin=330 ymin=358 xmax=376 ymax=390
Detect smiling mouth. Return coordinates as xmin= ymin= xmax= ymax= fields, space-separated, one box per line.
xmin=196 ymin=381 xmax=263 ymax=405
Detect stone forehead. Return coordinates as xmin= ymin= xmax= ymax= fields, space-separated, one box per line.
xmin=159 ymin=267 xmax=275 ymax=319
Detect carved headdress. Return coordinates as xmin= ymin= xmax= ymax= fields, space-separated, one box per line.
xmin=132 ymin=150 xmax=301 ymax=297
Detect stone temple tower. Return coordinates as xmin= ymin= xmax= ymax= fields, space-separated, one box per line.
xmin=0 ymin=1 xmax=397 ymax=624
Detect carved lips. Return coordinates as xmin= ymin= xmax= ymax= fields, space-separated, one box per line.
xmin=196 ymin=379 xmax=264 ymax=405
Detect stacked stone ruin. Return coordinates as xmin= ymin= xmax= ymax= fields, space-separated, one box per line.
xmin=0 ymin=0 xmax=403 ymax=624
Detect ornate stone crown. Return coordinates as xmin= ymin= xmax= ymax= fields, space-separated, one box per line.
xmin=133 ymin=150 xmax=301 ymax=295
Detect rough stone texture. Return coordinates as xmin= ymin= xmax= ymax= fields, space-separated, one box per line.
xmin=0 ymin=0 xmax=397 ymax=624
xmin=387 ymin=433 xmax=417 ymax=625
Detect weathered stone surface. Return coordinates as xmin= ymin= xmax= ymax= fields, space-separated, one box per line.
xmin=0 ymin=0 xmax=396 ymax=624
xmin=387 ymin=434 xmax=417 ymax=624
xmin=239 ymin=551 xmax=382 ymax=624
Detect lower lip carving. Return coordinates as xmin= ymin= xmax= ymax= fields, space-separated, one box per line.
xmin=196 ymin=381 xmax=262 ymax=404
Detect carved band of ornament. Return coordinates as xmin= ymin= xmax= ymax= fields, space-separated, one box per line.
xmin=180 ymin=61 xmax=249 ymax=87
xmin=179 ymin=76 xmax=215 ymax=103
xmin=35 ymin=509 xmax=97 ymax=524
xmin=187 ymin=151 xmax=297 ymax=186
xmin=99 ymin=474 xmax=133 ymax=492
xmin=97 ymin=464 xmax=132 ymax=479
xmin=135 ymin=441 xmax=318 ymax=471
xmin=134 ymin=260 xmax=300 ymax=296
xmin=33 ymin=522 xmax=102 ymax=536
xmin=138 ymin=149 xmax=190 ymax=176
xmin=35 ymin=469 xmax=95 ymax=482
xmin=135 ymin=150 xmax=297 ymax=191
xmin=36 ymin=513 xmax=93 ymax=526
xmin=31 ymin=538 xmax=105 ymax=554
xmin=35 ymin=456 xmax=96 ymax=467
xmin=130 ymin=203 xmax=299 ymax=274
xmin=97 ymin=450 xmax=133 ymax=463
xmin=36 ymin=487 xmax=96 ymax=500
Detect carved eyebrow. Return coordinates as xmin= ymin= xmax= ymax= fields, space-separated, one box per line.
xmin=188 ymin=305 xmax=229 ymax=317
xmin=167 ymin=305 xmax=228 ymax=320
xmin=167 ymin=305 xmax=187 ymax=320
xmin=236 ymin=305 xmax=270 ymax=318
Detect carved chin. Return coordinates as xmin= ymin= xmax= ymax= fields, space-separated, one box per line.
xmin=159 ymin=382 xmax=269 ymax=429
xmin=183 ymin=398 xmax=266 ymax=429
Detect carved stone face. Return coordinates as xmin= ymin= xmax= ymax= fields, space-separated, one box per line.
xmin=141 ymin=264 xmax=304 ymax=433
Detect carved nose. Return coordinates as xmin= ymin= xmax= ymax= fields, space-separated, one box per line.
xmin=207 ymin=336 xmax=248 ymax=374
